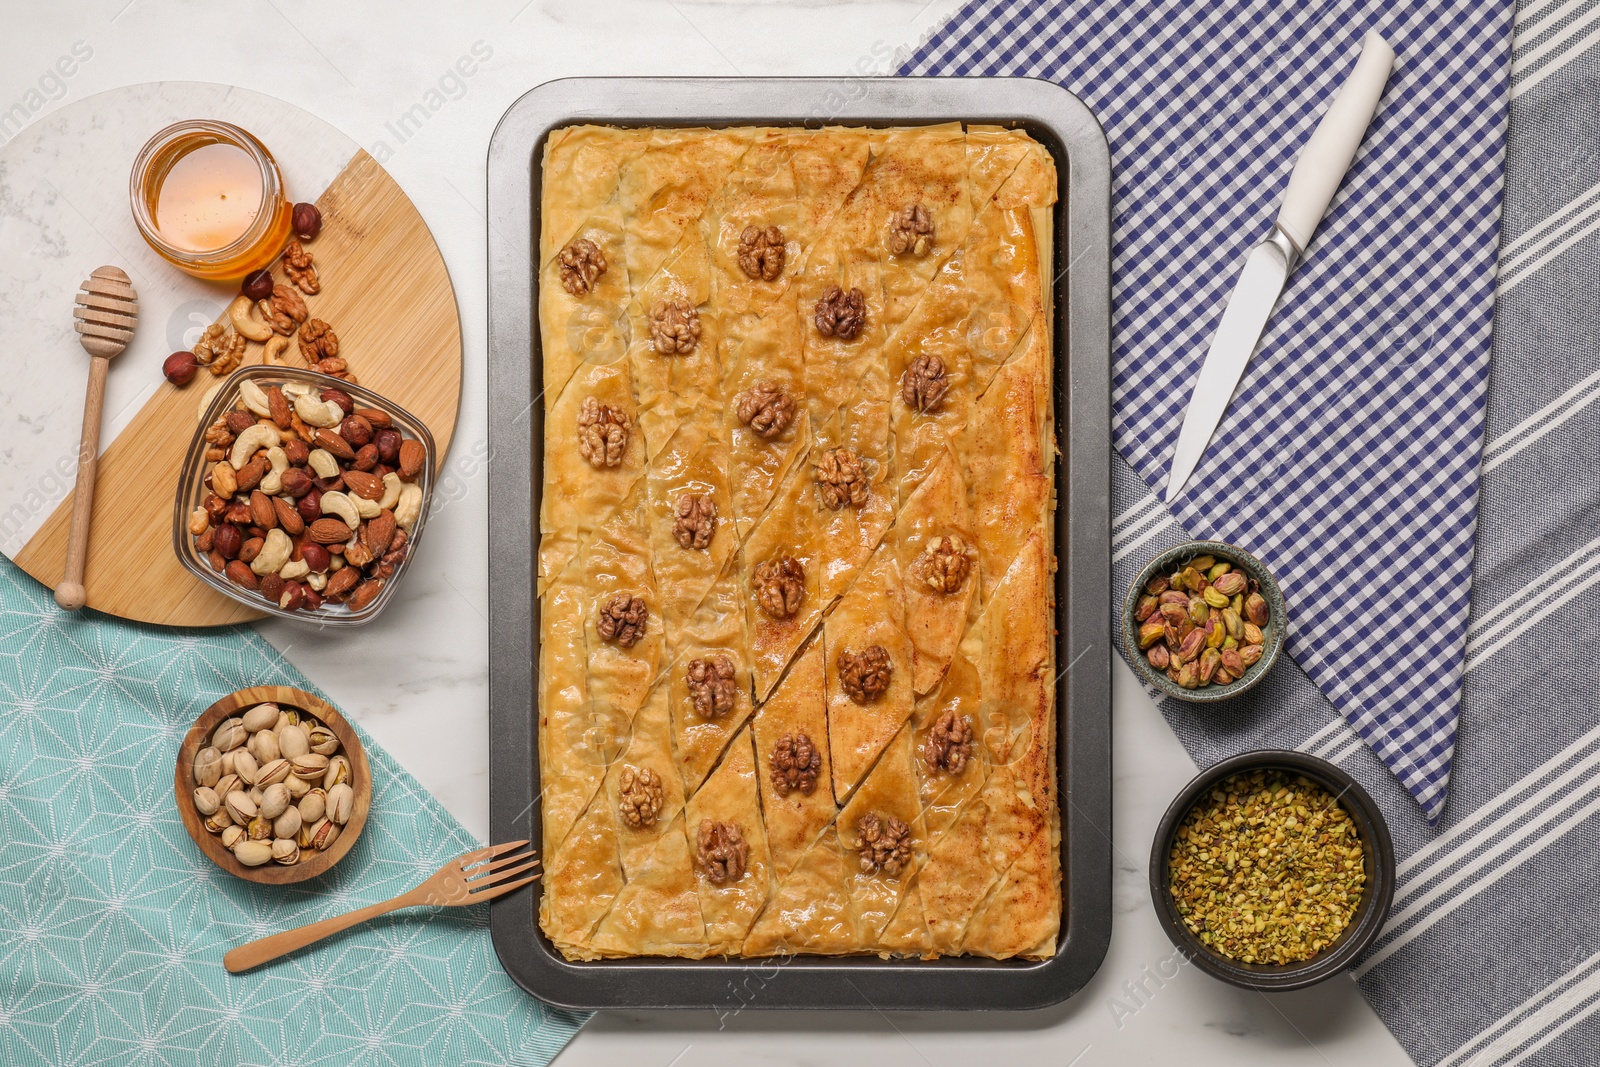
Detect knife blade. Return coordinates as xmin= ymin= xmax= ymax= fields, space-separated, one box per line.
xmin=1165 ymin=30 xmax=1395 ymax=504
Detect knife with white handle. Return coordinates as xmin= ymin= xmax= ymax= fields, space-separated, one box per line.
xmin=1165 ymin=30 xmax=1395 ymax=503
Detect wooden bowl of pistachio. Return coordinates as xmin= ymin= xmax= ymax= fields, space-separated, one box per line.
xmin=175 ymin=685 xmax=371 ymax=884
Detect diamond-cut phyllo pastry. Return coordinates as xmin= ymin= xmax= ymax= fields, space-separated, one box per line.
xmin=750 ymin=637 xmax=835 ymax=879
xmin=824 ymin=542 xmax=912 ymax=801
xmin=686 ymin=728 xmax=770 ymax=954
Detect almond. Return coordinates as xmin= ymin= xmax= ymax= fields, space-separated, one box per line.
xmin=346 ymin=578 xmax=384 ymax=611
xmin=342 ymin=469 xmax=384 ymax=501
xmin=250 ymin=490 xmax=276 ymax=529
xmin=307 ymin=518 xmax=353 ymax=544
xmin=366 ymin=510 xmax=396 ymax=556
xmin=398 ymin=439 xmax=425 ymax=481
xmin=272 ymin=497 xmax=305 ymax=535
xmin=238 ymin=536 xmax=264 ymax=564
xmin=224 ymin=560 xmax=259 ymax=589
xmin=236 ymin=454 xmax=269 ymax=493
xmin=353 ymin=443 xmax=379 ymax=471
xmin=266 ymin=385 xmax=292 ymax=429
xmin=355 ymin=407 xmax=392 ymax=429
xmin=325 ymin=567 xmax=360 ymax=600
xmin=313 ymin=428 xmax=355 ymax=462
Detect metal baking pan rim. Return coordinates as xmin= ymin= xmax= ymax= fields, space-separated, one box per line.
xmin=486 ymin=75 xmax=1112 ymax=1011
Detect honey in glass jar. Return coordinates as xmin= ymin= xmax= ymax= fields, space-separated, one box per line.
xmin=130 ymin=120 xmax=292 ymax=280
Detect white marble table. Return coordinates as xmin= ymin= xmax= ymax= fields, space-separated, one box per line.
xmin=2 ymin=3 xmax=1412 ymax=1064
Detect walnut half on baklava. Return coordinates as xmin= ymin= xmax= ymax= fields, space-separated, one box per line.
xmin=535 ymin=123 xmax=1059 ymax=961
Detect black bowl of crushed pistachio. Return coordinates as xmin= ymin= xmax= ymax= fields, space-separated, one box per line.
xmin=1150 ymin=750 xmax=1395 ymax=991
xmin=1123 ymin=540 xmax=1286 ymax=702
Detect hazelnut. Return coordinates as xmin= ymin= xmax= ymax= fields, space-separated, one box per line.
xmin=296 ymin=487 xmax=323 ymax=523
xmin=299 ymin=543 xmax=331 ymax=573
xmin=283 ymin=439 xmax=310 ymax=467
xmin=340 ymin=415 xmax=373 ymax=449
xmin=241 ymin=270 xmax=275 ymax=302
xmin=258 ymin=573 xmax=286 ymax=604
xmin=292 ymin=202 xmax=322 ymax=241
xmin=320 ymin=387 xmax=355 ymax=415
xmin=163 ymin=351 xmax=198 ymax=386
xmin=278 ymin=581 xmax=307 ymax=611
xmin=279 ymin=469 xmax=313 ymax=499
xmin=374 ymin=429 xmax=402 ymax=465
xmin=212 ymin=524 xmax=242 ymax=560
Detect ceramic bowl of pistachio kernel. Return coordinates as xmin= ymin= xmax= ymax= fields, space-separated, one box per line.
xmin=1149 ymin=750 xmax=1395 ymax=991
xmin=1122 ymin=540 xmax=1286 ymax=702
xmin=175 ymin=685 xmax=370 ymax=884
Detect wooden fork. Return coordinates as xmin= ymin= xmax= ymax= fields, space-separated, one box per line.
xmin=224 ymin=840 xmax=539 ymax=973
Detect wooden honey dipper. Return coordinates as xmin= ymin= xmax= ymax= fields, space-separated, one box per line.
xmin=56 ymin=265 xmax=139 ymax=611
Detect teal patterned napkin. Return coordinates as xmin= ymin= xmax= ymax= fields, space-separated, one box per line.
xmin=0 ymin=557 xmax=587 ymax=1066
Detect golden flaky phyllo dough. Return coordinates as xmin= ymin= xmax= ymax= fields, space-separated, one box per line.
xmin=536 ymin=123 xmax=1059 ymax=961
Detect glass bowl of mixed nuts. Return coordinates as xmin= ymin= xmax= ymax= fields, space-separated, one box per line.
xmin=1122 ymin=540 xmax=1285 ymax=702
xmin=175 ymin=686 xmax=371 ymax=884
xmin=173 ymin=366 xmax=435 ymax=625
xmin=1148 ymin=750 xmax=1395 ymax=991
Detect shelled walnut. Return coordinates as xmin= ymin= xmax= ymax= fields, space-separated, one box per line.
xmin=284 ymin=239 xmax=320 ymax=294
xmin=856 ymin=812 xmax=911 ymax=875
xmin=695 ymin=819 xmax=748 ymax=884
xmin=813 ymin=285 xmax=865 ymax=340
xmin=737 ymin=224 xmax=785 ymax=281
xmin=734 ymin=381 xmax=795 ymax=440
xmin=900 ymin=354 xmax=950 ymax=413
xmin=672 ymin=492 xmax=717 ymax=550
xmin=752 ymin=556 xmax=805 ymax=620
xmin=194 ymin=325 xmax=245 ymax=376
xmin=814 ymin=448 xmax=868 ymax=509
xmin=923 ymin=710 xmax=974 ymax=776
xmin=617 ymin=765 xmax=664 ymax=829
xmin=770 ymin=732 xmax=820 ymax=796
xmin=649 ymin=299 xmax=701 ymax=355
xmin=597 ymin=594 xmax=648 ymax=648
xmin=558 ymin=238 xmax=607 ymax=295
xmin=686 ymin=655 xmax=737 ymax=720
xmin=913 ymin=535 xmax=970 ymax=595
xmin=577 ymin=396 xmax=631 ymax=469
xmin=887 ymin=203 xmax=934 ymax=256
xmin=838 ymin=645 xmax=891 ymax=704
xmin=299 ymin=319 xmax=339 ymax=363
xmin=264 ymin=284 xmax=308 ymax=335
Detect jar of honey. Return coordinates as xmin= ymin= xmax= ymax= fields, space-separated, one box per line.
xmin=129 ymin=119 xmax=293 ymax=280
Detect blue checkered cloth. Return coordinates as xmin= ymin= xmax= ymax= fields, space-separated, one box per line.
xmin=903 ymin=0 xmax=1516 ymax=823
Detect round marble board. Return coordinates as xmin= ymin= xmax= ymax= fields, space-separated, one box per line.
xmin=0 ymin=82 xmax=462 ymax=626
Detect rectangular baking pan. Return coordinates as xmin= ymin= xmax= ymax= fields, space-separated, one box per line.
xmin=486 ymin=76 xmax=1112 ymax=1011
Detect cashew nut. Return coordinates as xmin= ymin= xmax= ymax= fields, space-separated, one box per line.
xmin=229 ymin=424 xmax=281 ymax=469
xmin=250 ymin=528 xmax=292 ymax=576
xmin=279 ymin=559 xmax=309 ymax=581
xmin=293 ymin=393 xmax=342 ymax=428
xmin=353 ymin=494 xmax=381 ymax=519
xmin=318 ymin=491 xmax=361 ymax=528
xmin=264 ymin=335 xmax=291 ymax=365
xmin=376 ymin=472 xmax=403 ymax=510
xmin=282 ymin=381 xmax=313 ymax=399
xmin=227 ymin=295 xmax=274 ymax=343
xmin=307 ymin=449 xmax=340 ymax=480
xmin=258 ymin=446 xmax=289 ymax=495
xmin=197 ymin=381 xmax=224 ymax=422
xmin=239 ymin=379 xmax=273 ymax=417
xmin=306 ymin=571 xmax=328 ymax=592
xmin=394 ymin=483 xmax=424 ymax=529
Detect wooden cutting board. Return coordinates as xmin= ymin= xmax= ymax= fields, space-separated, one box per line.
xmin=12 ymin=150 xmax=462 ymax=626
